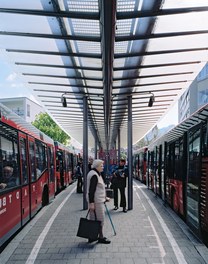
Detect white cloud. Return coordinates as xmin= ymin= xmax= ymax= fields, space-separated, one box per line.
xmin=10 ymin=83 xmax=16 ymax=87
xmin=6 ymin=72 xmax=17 ymax=82
xmin=11 ymin=82 xmax=24 ymax=88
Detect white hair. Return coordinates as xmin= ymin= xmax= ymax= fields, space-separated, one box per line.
xmin=92 ymin=159 xmax=104 ymax=169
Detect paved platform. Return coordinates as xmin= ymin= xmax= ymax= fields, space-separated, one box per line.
xmin=1 ymin=180 xmax=208 ymax=264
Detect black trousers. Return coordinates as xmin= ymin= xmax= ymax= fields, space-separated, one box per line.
xmin=77 ymin=176 xmax=83 ymax=193
xmin=113 ymin=186 xmax=126 ymax=208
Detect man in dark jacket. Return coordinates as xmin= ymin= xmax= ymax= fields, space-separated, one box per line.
xmin=111 ymin=158 xmax=128 ymax=213
xmin=76 ymin=161 xmax=83 ymax=193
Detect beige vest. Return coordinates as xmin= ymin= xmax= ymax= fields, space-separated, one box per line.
xmin=86 ymin=169 xmax=106 ymax=203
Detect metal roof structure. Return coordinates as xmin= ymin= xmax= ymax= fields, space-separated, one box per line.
xmin=148 ymin=103 xmax=208 ymax=150
xmin=1 ymin=0 xmax=208 ymax=151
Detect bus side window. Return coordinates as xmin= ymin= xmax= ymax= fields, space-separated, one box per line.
xmin=0 ymin=124 xmax=20 ymax=190
xmin=29 ymin=141 xmax=36 ymax=182
xmin=20 ymin=137 xmax=28 ymax=184
xmin=35 ymin=140 xmax=47 ymax=178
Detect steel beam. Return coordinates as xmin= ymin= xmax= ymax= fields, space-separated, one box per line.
xmin=83 ymin=96 xmax=88 ymax=210
xmin=127 ymin=96 xmax=133 ymax=210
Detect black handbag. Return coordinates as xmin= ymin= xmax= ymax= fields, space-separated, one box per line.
xmin=77 ymin=210 xmax=101 ymax=240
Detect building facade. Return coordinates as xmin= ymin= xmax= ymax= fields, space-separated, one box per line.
xmin=0 ymin=97 xmax=43 ymax=123
xmin=178 ymin=63 xmax=208 ymax=123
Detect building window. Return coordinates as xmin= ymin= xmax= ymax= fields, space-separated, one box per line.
xmin=197 ymin=63 xmax=208 ymax=81
xmin=186 ymin=92 xmax=189 ymax=103
xmin=198 ymin=88 xmax=208 ymax=107
xmin=27 ymin=104 xmax=30 ymax=117
xmin=13 ymin=107 xmax=24 ymax=117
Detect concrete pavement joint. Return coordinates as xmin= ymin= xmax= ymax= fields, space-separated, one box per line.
xmin=134 ymin=181 xmax=188 ymax=264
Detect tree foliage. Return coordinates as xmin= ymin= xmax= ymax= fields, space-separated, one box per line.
xmin=32 ymin=112 xmax=70 ymax=145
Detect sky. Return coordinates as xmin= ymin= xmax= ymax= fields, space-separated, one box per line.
xmin=0 ymin=59 xmax=37 ymax=102
xmin=0 ymin=59 xmax=179 ymax=129
xmin=157 ymin=102 xmax=178 ymax=128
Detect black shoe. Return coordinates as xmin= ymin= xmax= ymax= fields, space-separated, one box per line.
xmin=88 ymin=238 xmax=97 ymax=243
xmin=98 ymin=237 xmax=111 ymax=244
xmin=113 ymin=206 xmax=118 ymax=210
xmin=123 ymin=208 xmax=127 ymax=213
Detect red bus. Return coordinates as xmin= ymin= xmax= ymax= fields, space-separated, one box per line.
xmin=0 ymin=103 xmax=56 ymax=249
xmin=133 ymin=147 xmax=148 ymax=183
xmin=54 ymin=141 xmax=74 ymax=193
xmin=144 ymin=104 xmax=208 ymax=246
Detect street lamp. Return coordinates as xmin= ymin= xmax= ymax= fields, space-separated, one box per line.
xmin=61 ymin=94 xmax=67 ymax=107
xmin=148 ymin=93 xmax=155 ymax=107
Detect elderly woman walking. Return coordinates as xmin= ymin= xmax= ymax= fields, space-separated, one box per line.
xmin=86 ymin=159 xmax=111 ymax=244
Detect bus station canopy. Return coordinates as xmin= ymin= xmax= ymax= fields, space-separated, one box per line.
xmin=0 ymin=0 xmax=208 ymax=150
xmin=148 ymin=103 xmax=208 ymax=150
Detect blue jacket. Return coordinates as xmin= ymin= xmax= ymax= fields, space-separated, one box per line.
xmin=112 ymin=165 xmax=128 ymax=188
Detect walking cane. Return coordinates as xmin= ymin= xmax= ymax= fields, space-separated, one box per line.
xmin=104 ymin=203 xmax=116 ymax=235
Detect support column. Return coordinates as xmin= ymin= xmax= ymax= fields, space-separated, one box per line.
xmin=94 ymin=135 xmax=98 ymax=160
xmin=118 ymin=128 xmax=120 ymax=162
xmin=83 ymin=96 xmax=88 ymax=210
xmin=127 ymin=96 xmax=133 ymax=210
xmin=114 ymin=140 xmax=116 ymax=164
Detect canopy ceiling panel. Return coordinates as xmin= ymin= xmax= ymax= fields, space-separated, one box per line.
xmin=0 ymin=0 xmax=208 ymax=151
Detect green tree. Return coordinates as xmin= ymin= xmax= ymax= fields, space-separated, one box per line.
xmin=32 ymin=112 xmax=70 ymax=145
xmin=136 ymin=138 xmax=147 ymax=149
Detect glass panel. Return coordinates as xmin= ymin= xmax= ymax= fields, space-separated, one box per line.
xmin=20 ymin=137 xmax=28 ymax=184
xmin=48 ymin=146 xmax=55 ymax=183
xmin=163 ymin=0 xmax=208 ymax=9
xmin=0 ymin=0 xmax=208 ymax=151
xmin=187 ymin=128 xmax=200 ymax=230
xmin=29 ymin=141 xmax=36 ymax=182
xmin=0 ymin=124 xmax=19 ymax=190
xmin=66 ymin=0 xmax=98 ymax=12
xmin=161 ymin=144 xmax=165 ymax=200
xmin=35 ymin=140 xmax=47 ymax=178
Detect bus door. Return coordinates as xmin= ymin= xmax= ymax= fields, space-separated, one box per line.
xmin=200 ymin=121 xmax=208 ymax=245
xmin=170 ymin=138 xmax=185 ymax=217
xmin=68 ymin=152 xmax=73 ymax=185
xmin=149 ymin=151 xmax=154 ymax=190
xmin=157 ymin=144 xmax=162 ymax=198
xmin=61 ymin=151 xmax=65 ymax=188
xmin=187 ymin=125 xmax=201 ymax=237
xmin=19 ymin=133 xmax=30 ymax=225
xmin=0 ymin=124 xmax=21 ymax=247
xmin=65 ymin=152 xmax=71 ymax=185
xmin=155 ymin=145 xmax=162 ymax=197
xmin=48 ymin=145 xmax=55 ymax=203
xmin=147 ymin=151 xmax=150 ymax=188
xmin=163 ymin=142 xmax=167 ymax=202
xmin=154 ymin=147 xmax=158 ymax=193
xmin=56 ymin=150 xmax=64 ymax=191
xmin=28 ymin=136 xmax=38 ymax=217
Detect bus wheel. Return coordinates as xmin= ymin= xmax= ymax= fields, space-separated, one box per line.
xmin=42 ymin=185 xmax=49 ymax=207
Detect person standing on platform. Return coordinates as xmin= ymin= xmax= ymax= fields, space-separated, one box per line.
xmin=112 ymin=158 xmax=128 ymax=213
xmin=76 ymin=161 xmax=83 ymax=193
xmin=110 ymin=166 xmax=119 ymax=209
xmin=87 ymin=159 xmax=111 ymax=244
xmin=88 ymin=158 xmax=93 ymax=172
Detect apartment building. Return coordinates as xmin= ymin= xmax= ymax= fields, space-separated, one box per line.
xmin=0 ymin=97 xmax=43 ymax=123
xmin=178 ymin=63 xmax=208 ymax=123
